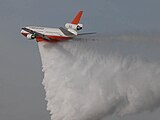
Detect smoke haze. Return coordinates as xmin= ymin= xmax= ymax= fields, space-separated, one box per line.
xmin=38 ymin=34 xmax=160 ymax=120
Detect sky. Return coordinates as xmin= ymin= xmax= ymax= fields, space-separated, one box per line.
xmin=1 ymin=0 xmax=160 ymax=120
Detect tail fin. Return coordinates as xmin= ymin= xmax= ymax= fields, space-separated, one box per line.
xmin=71 ymin=11 xmax=83 ymax=25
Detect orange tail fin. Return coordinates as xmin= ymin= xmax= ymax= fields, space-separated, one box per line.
xmin=71 ymin=11 xmax=83 ymax=25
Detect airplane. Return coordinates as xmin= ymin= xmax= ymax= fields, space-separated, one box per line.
xmin=21 ymin=10 xmax=95 ymax=42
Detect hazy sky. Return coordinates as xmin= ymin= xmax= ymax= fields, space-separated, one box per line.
xmin=1 ymin=0 xmax=160 ymax=120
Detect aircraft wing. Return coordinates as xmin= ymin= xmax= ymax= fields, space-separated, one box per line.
xmin=59 ymin=27 xmax=96 ymax=36
xmin=59 ymin=27 xmax=75 ymax=37
xmin=22 ymin=27 xmax=51 ymax=41
xmin=78 ymin=32 xmax=96 ymax=36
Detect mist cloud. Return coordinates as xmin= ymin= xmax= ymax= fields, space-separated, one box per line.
xmin=38 ymin=34 xmax=160 ymax=120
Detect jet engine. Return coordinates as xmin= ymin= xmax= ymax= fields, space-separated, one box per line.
xmin=65 ymin=23 xmax=83 ymax=31
xmin=27 ymin=34 xmax=36 ymax=40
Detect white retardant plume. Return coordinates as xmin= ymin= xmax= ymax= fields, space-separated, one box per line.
xmin=38 ymin=33 xmax=160 ymax=120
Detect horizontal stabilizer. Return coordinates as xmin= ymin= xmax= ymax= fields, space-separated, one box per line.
xmin=78 ymin=32 xmax=96 ymax=36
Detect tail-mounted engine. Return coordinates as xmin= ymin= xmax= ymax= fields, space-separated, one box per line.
xmin=65 ymin=23 xmax=83 ymax=31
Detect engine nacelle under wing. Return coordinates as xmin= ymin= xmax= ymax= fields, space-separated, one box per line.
xmin=27 ymin=34 xmax=36 ymax=40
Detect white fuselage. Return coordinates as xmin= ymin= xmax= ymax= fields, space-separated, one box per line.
xmin=21 ymin=26 xmax=74 ymax=42
xmin=21 ymin=26 xmax=67 ymax=37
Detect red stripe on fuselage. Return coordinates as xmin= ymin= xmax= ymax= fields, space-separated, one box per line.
xmin=21 ymin=33 xmax=73 ymax=42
